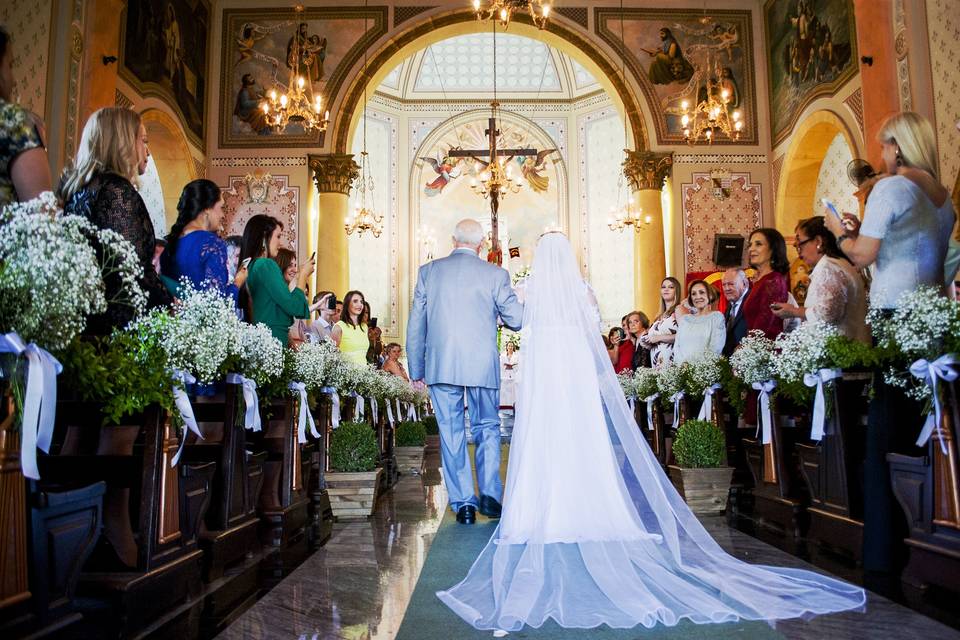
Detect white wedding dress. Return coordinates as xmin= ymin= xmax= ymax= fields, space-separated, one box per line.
xmin=436 ymin=233 xmax=865 ymax=631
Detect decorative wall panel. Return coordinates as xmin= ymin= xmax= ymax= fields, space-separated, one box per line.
xmin=926 ymin=0 xmax=960 ymax=198
xmin=221 ymin=173 xmax=300 ymax=253
xmin=681 ymin=172 xmax=762 ymax=273
xmin=0 ymin=0 xmax=53 ymax=118
xmin=813 ymin=132 xmax=858 ymax=221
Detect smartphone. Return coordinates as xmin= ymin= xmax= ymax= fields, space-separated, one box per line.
xmin=614 ymin=327 xmax=626 ymax=341
xmin=821 ymin=198 xmax=842 ymax=220
xmin=369 ymin=317 xmax=378 ymax=329
xmin=240 ymin=257 xmax=252 ymax=269
xmin=327 ymin=296 xmax=338 ymax=310
xmin=770 ymin=303 xmax=783 ymax=311
xmin=309 ymin=251 xmax=316 ymax=261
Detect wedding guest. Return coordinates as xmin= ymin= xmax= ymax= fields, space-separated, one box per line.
xmin=616 ymin=311 xmax=648 ymax=372
xmin=0 ymin=26 xmax=52 ymax=207
xmin=629 ymin=311 xmax=652 ymax=370
xmin=308 ymin=291 xmax=337 ymax=343
xmin=367 ymin=325 xmax=384 ymax=367
xmin=742 ymin=228 xmax=790 ymax=339
xmin=771 ymin=217 xmax=868 ymax=342
xmin=382 ymin=343 xmax=410 ymax=382
xmin=823 ymin=111 xmax=956 ymax=594
xmin=672 ymin=280 xmax=725 ymax=363
xmin=640 ymin=277 xmax=682 ymax=368
xmin=272 ymin=247 xmax=309 ymax=347
xmin=239 ymin=214 xmax=312 ymax=344
xmin=161 ymin=179 xmax=247 ymax=301
xmin=721 ymin=268 xmax=750 ymax=356
xmin=499 ymin=341 xmax=519 ymax=408
xmin=59 ymin=107 xmax=173 ymax=334
xmin=606 ymin=328 xmax=622 ymax=367
xmin=332 ymin=290 xmax=370 ymax=365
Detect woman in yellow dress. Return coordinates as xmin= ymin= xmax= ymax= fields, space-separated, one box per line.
xmin=332 ymin=290 xmax=370 ymax=365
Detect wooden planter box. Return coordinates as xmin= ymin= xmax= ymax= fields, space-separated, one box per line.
xmin=325 ymin=468 xmax=384 ymax=520
xmin=668 ymin=466 xmax=734 ymax=516
xmin=395 ymin=446 xmax=425 ymax=474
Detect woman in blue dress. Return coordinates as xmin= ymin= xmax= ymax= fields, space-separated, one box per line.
xmin=161 ymin=179 xmax=248 ymax=300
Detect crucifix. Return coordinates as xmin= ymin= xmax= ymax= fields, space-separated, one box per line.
xmin=448 ymin=101 xmax=538 ymax=264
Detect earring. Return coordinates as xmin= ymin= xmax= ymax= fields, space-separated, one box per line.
xmin=895 ymin=148 xmax=903 ymax=167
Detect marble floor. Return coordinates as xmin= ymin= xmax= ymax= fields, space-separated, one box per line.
xmin=219 ymin=461 xmax=960 ymax=640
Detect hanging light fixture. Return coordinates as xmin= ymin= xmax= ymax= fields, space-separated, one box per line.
xmin=345 ymin=0 xmax=383 ymax=238
xmin=679 ymin=15 xmax=743 ymax=144
xmin=471 ymin=0 xmax=551 ymax=29
xmin=262 ymin=5 xmax=329 ymax=133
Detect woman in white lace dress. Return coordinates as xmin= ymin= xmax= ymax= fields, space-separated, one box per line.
xmin=640 ymin=277 xmax=681 ymax=367
xmin=673 ymin=280 xmax=726 ymax=363
xmin=771 ymin=216 xmax=869 ymax=343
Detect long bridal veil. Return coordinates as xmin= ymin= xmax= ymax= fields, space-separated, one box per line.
xmin=436 ymin=233 xmax=865 ymax=631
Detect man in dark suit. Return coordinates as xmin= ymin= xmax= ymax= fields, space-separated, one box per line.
xmin=721 ymin=268 xmax=750 ymax=357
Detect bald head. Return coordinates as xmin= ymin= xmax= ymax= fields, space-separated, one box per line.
xmin=721 ymin=268 xmax=749 ymax=302
xmin=453 ymin=218 xmax=484 ymax=249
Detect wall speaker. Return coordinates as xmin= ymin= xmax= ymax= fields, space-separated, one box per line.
xmin=712 ymin=234 xmax=744 ymax=267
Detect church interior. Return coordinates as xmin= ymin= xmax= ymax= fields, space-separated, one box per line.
xmin=2 ymin=0 xmax=960 ymax=638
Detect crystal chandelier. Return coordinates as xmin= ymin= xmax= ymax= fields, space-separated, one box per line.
xmin=679 ymin=50 xmax=743 ymax=144
xmin=607 ymin=184 xmax=652 ymax=233
xmin=262 ymin=6 xmax=329 ymax=133
xmin=345 ymin=1 xmax=382 ymax=238
xmin=472 ymin=0 xmax=551 ymax=29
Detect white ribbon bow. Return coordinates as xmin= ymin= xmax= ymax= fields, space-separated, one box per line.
xmin=803 ymin=368 xmax=842 ymax=441
xmin=644 ymin=393 xmax=659 ymax=431
xmin=626 ymin=396 xmax=636 ymax=411
xmin=697 ymin=384 xmax=723 ymax=422
xmin=910 ymin=355 xmax=960 ymax=454
xmin=385 ymin=398 xmax=395 ymax=426
xmin=171 ymin=369 xmax=203 ymax=467
xmin=406 ymin=402 xmax=418 ymax=421
xmin=226 ymin=373 xmax=261 ymax=432
xmin=394 ymin=399 xmax=402 ymax=424
xmin=320 ymin=387 xmax=340 ymax=428
xmin=353 ymin=393 xmax=365 ymax=422
xmin=0 ymin=333 xmax=62 ymax=480
xmin=368 ymin=396 xmax=379 ymax=424
xmin=669 ymin=391 xmax=685 ymax=427
xmin=752 ymin=380 xmax=777 ymax=445
xmin=289 ymin=381 xmax=320 ymax=443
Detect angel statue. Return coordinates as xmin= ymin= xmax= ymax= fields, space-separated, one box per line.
xmin=421 ymin=153 xmax=462 ymax=197
xmin=518 ymin=149 xmax=557 ymax=193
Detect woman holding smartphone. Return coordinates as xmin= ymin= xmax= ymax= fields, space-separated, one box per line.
xmin=239 ymin=214 xmax=314 ymax=344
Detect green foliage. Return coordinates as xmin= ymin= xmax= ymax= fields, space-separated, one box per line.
xmin=329 ymin=421 xmax=379 ymax=472
xmin=718 ymin=358 xmax=746 ymax=415
xmin=672 ymin=419 xmax=725 ymax=469
xmin=395 ymin=420 xmax=427 ymax=447
xmin=824 ymin=335 xmax=883 ymax=370
xmin=59 ymin=333 xmax=173 ymax=425
xmin=422 ymin=414 xmax=439 ymax=435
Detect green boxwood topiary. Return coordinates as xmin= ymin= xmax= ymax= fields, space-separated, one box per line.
xmin=395 ymin=421 xmax=426 ymax=447
xmin=330 ymin=421 xmax=379 ymax=472
xmin=672 ymin=419 xmax=725 ymax=469
xmin=422 ymin=415 xmax=439 ymax=435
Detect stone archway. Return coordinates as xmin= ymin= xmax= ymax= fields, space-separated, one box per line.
xmin=330 ymin=9 xmax=649 ymax=155
xmin=140 ymin=108 xmax=197 ymax=231
xmin=775 ymin=110 xmax=861 ymax=236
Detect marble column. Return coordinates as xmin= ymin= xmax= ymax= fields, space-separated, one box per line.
xmin=309 ymin=154 xmax=359 ymax=298
xmin=623 ymin=151 xmax=673 ymax=316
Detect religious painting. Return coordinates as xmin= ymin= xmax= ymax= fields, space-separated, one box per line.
xmin=219 ymin=7 xmax=387 ymax=148
xmin=765 ymin=0 xmax=858 ymax=146
xmin=413 ymin=114 xmax=566 ymax=268
xmin=595 ymin=8 xmax=757 ymax=145
xmin=121 ymin=0 xmax=210 ymax=146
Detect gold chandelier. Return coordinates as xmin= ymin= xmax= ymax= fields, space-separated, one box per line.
xmin=607 ymin=190 xmax=652 ymax=233
xmin=262 ymin=7 xmax=329 ymax=133
xmin=679 ymin=54 xmax=742 ymax=144
xmin=472 ymin=0 xmax=551 ymax=29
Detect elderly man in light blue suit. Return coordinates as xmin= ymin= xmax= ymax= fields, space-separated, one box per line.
xmin=407 ymin=219 xmax=523 ymax=524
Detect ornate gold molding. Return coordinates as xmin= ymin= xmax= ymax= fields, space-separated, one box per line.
xmin=309 ymin=154 xmax=359 ymax=195
xmin=623 ymin=150 xmax=673 ymax=191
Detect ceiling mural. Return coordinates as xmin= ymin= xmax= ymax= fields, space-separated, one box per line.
xmin=219 ymin=6 xmax=386 ymax=148
xmin=595 ymin=7 xmax=757 ymax=146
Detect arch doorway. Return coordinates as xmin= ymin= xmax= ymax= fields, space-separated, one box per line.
xmin=140 ymin=109 xmax=197 ymax=235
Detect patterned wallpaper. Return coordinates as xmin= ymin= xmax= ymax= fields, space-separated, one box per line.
xmin=926 ymin=0 xmax=960 ymax=193
xmin=681 ymin=173 xmax=762 ymax=274
xmin=1 ymin=0 xmax=53 ymax=118
xmin=139 ymin=156 xmax=168 ymax=239
xmin=221 ymin=174 xmax=300 ymax=252
xmin=814 ymin=133 xmax=859 ymax=221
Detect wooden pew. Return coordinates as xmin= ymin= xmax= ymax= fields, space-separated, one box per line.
xmin=889 ymin=377 xmax=960 ymax=612
xmin=795 ymin=373 xmax=869 ymax=565
xmin=633 ymin=399 xmax=667 ymax=465
xmin=308 ymin=394 xmax=335 ymax=546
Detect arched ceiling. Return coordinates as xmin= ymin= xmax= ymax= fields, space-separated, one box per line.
xmin=376 ymin=32 xmax=600 ymax=100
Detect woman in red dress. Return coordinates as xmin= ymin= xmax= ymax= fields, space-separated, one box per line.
xmin=742 ymin=228 xmax=790 ymax=339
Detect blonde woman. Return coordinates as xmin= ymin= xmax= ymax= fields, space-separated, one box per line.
xmin=58 ymin=107 xmax=172 ymax=334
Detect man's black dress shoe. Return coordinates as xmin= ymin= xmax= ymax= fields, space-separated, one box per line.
xmin=456 ymin=505 xmax=476 ymax=524
xmin=479 ymin=495 xmax=502 ymax=519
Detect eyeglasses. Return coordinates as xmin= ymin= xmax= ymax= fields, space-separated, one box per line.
xmin=793 ymin=237 xmax=814 ymax=251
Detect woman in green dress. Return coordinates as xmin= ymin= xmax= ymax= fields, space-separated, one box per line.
xmin=239 ymin=214 xmax=314 ymax=345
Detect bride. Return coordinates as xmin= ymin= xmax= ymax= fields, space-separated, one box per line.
xmin=436 ymin=232 xmax=865 ymax=631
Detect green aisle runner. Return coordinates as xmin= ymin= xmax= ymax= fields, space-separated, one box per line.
xmin=396 ymin=445 xmax=784 ymax=639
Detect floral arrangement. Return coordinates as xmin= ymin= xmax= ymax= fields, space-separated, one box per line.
xmin=617 ymin=371 xmax=639 ymax=398
xmin=868 ymin=286 xmax=960 ymax=400
xmin=0 ymin=192 xmax=145 ymax=354
xmin=511 ymin=265 xmax=531 ymax=286
xmin=505 ymin=331 xmax=521 ymax=350
xmin=729 ymin=330 xmax=777 ymax=385
xmin=633 ymin=367 xmax=660 ymax=400
xmin=685 ymin=353 xmax=725 ymax=397
xmin=290 ymin=339 xmax=342 ymax=391
xmin=656 ymin=361 xmax=687 ymax=402
xmin=233 ymin=322 xmax=284 ymax=387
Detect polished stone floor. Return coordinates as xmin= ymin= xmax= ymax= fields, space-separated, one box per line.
xmin=219 ymin=457 xmax=960 ymax=640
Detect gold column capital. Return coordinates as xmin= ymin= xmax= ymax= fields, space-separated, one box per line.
xmin=309 ymin=154 xmax=359 ymax=195
xmin=623 ymin=150 xmax=673 ymax=192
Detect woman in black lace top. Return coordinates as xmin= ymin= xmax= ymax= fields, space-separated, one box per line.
xmin=58 ymin=107 xmax=172 ymax=334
